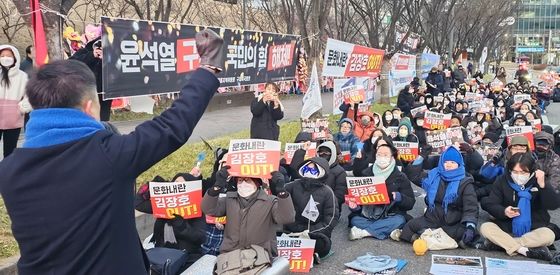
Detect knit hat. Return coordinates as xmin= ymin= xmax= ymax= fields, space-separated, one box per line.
xmin=441 ymin=146 xmax=464 ymax=167
xmin=482 ymin=132 xmax=499 ymax=143
xmin=294 ymin=132 xmax=313 ymax=143
xmin=510 ymin=136 xmax=529 ymax=147
xmin=398 ymin=117 xmax=413 ymax=134
xmin=339 ymin=118 xmax=354 ymax=130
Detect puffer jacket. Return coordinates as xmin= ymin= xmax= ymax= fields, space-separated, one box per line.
xmin=284 ymin=157 xmax=339 ymax=237
xmin=0 ymin=44 xmax=31 ymax=130
xmin=481 ymin=173 xmax=560 ymax=234
xmin=535 ymin=131 xmax=560 ymax=195
xmin=347 ymin=108 xmax=376 ymax=141
xmin=333 ymin=118 xmax=361 ymax=160
xmin=317 ymin=141 xmax=348 ymax=212
xmin=424 ymin=175 xmax=478 ymax=228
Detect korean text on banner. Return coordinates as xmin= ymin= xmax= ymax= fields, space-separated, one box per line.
xmin=284 ymin=142 xmax=317 ymax=165
xmin=506 ymin=126 xmax=534 ymax=150
xmin=423 ymin=111 xmax=452 ymax=130
xmin=340 ymin=85 xmax=366 ymax=104
xmin=226 ymin=139 xmax=281 ymax=179
xmin=394 ymin=141 xmax=419 ymax=162
xmin=345 ymin=176 xmax=390 ymax=205
xmin=332 ymin=77 xmax=377 ymax=115
xmin=277 ymin=237 xmax=316 ymax=273
xmin=514 ymin=94 xmax=532 ymax=104
xmin=410 ymin=105 xmax=427 ymax=117
xmin=389 ymin=53 xmax=416 ymax=97
xmin=101 ymin=17 xmax=300 ymax=99
xmin=322 ymin=38 xmax=384 ymax=78
xmin=205 ymin=215 xmax=227 ymax=224
xmin=149 ymin=180 xmax=203 ymax=219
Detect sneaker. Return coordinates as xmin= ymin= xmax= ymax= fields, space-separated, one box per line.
xmin=526 ymin=246 xmax=553 ymax=261
xmin=313 ymin=252 xmax=321 ymax=264
xmin=389 ymin=229 xmax=402 ymax=241
xmin=474 ymin=240 xmax=502 ymax=252
xmin=349 ymin=226 xmax=371 ymax=240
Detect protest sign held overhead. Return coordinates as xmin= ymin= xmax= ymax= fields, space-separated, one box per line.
xmin=513 ymin=94 xmax=532 ymax=104
xmin=332 ymin=77 xmax=377 ymax=115
xmin=101 ymin=17 xmax=300 ymax=99
xmin=345 ymin=176 xmax=390 ymax=205
xmin=423 ymin=111 xmax=452 ymax=130
xmin=277 ymin=237 xmax=316 ymax=273
xmin=149 ymin=180 xmax=202 ymax=219
xmin=226 ymin=139 xmax=281 ymax=179
xmin=301 ymin=118 xmax=330 ymax=140
xmin=506 ymin=126 xmax=534 ymax=150
xmin=284 ymin=142 xmax=317 ymax=165
xmin=410 ymin=105 xmax=427 ymax=117
xmin=340 ymin=85 xmax=366 ymax=104
xmin=394 ymin=141 xmax=419 ymax=162
xmin=322 ymin=38 xmax=385 ymax=78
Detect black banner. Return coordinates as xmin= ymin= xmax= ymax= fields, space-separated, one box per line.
xmin=101 ymin=17 xmax=300 ymax=99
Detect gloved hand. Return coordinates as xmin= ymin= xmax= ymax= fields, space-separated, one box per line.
xmin=170 ymin=214 xmax=186 ymax=229
xmin=270 ymin=171 xmax=286 ymax=195
xmin=420 ymin=145 xmax=433 ymax=159
xmin=137 ymin=184 xmax=150 ymax=201
xmin=459 ymin=143 xmax=473 ymax=153
xmin=195 ymin=29 xmax=224 ymax=72
xmin=214 ymin=165 xmax=230 ymax=189
xmin=461 ymin=223 xmax=477 ymax=247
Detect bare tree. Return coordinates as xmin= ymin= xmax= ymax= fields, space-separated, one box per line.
xmin=0 ymin=1 xmax=29 ymax=43
xmin=326 ymin=0 xmax=363 ymax=43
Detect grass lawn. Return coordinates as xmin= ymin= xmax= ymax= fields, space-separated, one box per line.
xmin=0 ymin=98 xmax=394 ymax=260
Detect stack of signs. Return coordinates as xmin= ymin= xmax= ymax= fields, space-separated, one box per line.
xmin=423 ymin=111 xmax=452 ymax=130
xmin=301 ymin=118 xmax=330 ymax=140
xmin=341 ymin=85 xmax=366 ymax=104
xmin=410 ymin=105 xmax=427 ymax=117
xmin=505 ymin=126 xmax=534 ymax=150
xmin=226 ymin=139 xmax=281 ymax=179
xmin=430 ymin=255 xmax=483 ymax=275
xmin=385 ymin=126 xmax=399 ymax=139
xmin=393 ymin=141 xmax=419 ymax=162
xmin=277 ymin=237 xmax=316 ymax=273
xmin=284 ymin=142 xmax=317 ymax=165
xmin=514 ymin=94 xmax=532 ymax=104
xmin=345 ymin=177 xmax=390 ymax=205
xmin=149 ymin=180 xmax=203 ymax=219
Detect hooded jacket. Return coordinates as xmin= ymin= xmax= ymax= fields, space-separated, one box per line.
xmin=284 ymin=157 xmax=340 ymax=236
xmin=395 ymin=118 xmax=418 ymax=143
xmin=0 ymin=44 xmax=31 ymax=130
xmin=334 ymin=118 xmax=361 ymax=158
xmin=535 ymin=131 xmax=560 ymax=195
xmin=317 ymin=141 xmax=348 ymax=212
xmin=397 ymin=86 xmax=415 ymax=115
xmin=346 ymin=109 xmax=376 ymax=142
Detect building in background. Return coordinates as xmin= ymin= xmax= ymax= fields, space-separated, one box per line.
xmin=514 ymin=0 xmax=560 ymax=65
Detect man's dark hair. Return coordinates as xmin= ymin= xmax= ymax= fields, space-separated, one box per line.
xmin=507 ymin=152 xmax=535 ymax=173
xmin=25 ymin=45 xmax=33 ymax=55
xmin=26 ymin=60 xmax=97 ymax=109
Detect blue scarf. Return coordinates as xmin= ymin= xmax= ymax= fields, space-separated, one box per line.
xmin=508 ymin=181 xmax=532 ymax=237
xmin=24 ymin=108 xmax=104 ymax=148
xmin=422 ymin=147 xmax=465 ymax=214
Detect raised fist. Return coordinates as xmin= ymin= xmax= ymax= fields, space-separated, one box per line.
xmin=195 ymin=29 xmax=224 ymax=72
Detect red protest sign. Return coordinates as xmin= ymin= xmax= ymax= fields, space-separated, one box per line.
xmin=423 ymin=111 xmax=452 ymax=130
xmin=226 ymin=139 xmax=281 ymax=179
xmin=340 ymin=85 xmax=366 ymax=104
xmin=284 ymin=142 xmax=317 ymax=165
xmin=344 ymin=45 xmax=385 ymax=77
xmin=346 ymin=176 xmax=390 ymax=205
xmin=394 ymin=141 xmax=419 ymax=162
xmin=532 ymin=119 xmax=542 ymax=132
xmin=205 ymin=215 xmax=227 ymax=224
xmin=149 ymin=181 xmax=202 ymax=219
xmin=506 ymin=126 xmax=534 ymax=151
xmin=277 ymin=237 xmax=316 ymax=273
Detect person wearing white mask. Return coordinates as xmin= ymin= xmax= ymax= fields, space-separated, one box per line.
xmin=479 ymin=152 xmax=560 ymax=261
xmin=0 ymin=45 xmax=31 ymax=158
xmin=201 ymin=165 xmax=296 ymax=264
xmin=348 ymin=144 xmax=415 ymax=240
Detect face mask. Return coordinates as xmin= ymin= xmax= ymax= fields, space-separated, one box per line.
xmin=375 ymin=157 xmax=392 ymax=169
xmin=393 ymin=113 xmax=401 ymax=120
xmin=371 ymin=136 xmax=379 ymax=144
xmin=385 ymin=115 xmax=393 ymax=121
xmin=374 ymin=118 xmax=380 ymax=125
xmin=520 ymin=109 xmax=529 ymax=115
xmin=361 ymin=118 xmax=371 ymax=126
xmin=417 ymin=119 xmax=424 ymax=127
xmin=0 ymin=57 xmax=14 ymax=67
xmin=237 ymin=181 xmax=257 ymax=198
xmin=498 ymin=101 xmax=504 ymax=107
xmin=426 ymin=99 xmax=432 ymax=104
xmin=511 ymin=173 xmax=532 ymax=187
xmin=399 ymin=129 xmax=408 ymax=137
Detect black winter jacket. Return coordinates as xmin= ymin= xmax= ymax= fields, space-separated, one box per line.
xmin=250 ymin=97 xmax=283 ymax=140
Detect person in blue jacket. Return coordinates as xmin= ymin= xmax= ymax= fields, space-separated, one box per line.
xmin=333 ymin=118 xmax=362 ymax=170
xmin=0 ymin=30 xmax=223 ymax=274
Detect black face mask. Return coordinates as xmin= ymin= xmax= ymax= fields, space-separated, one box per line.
xmin=318 ymin=152 xmax=331 ymax=161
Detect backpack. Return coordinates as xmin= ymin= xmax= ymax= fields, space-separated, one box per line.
xmin=146 ymin=247 xmax=189 ymax=275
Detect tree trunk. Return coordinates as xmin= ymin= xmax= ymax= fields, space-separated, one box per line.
xmin=43 ymin=12 xmax=65 ymax=61
xmin=379 ymin=56 xmax=392 ymax=104
xmin=416 ymin=52 xmax=423 ymax=85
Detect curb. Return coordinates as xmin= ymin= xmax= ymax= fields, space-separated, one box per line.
xmin=0 ymin=212 xmax=155 ymax=275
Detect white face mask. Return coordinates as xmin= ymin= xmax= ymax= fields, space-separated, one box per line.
xmin=511 ymin=173 xmax=532 ymax=187
xmin=237 ymin=181 xmax=257 ymax=198
xmin=417 ymin=119 xmax=424 ymax=127
xmin=375 ymin=157 xmax=392 ymax=169
xmin=385 ymin=115 xmax=393 ymax=121
xmin=0 ymin=57 xmax=14 ymax=67
xmin=498 ymin=101 xmax=504 ymax=107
